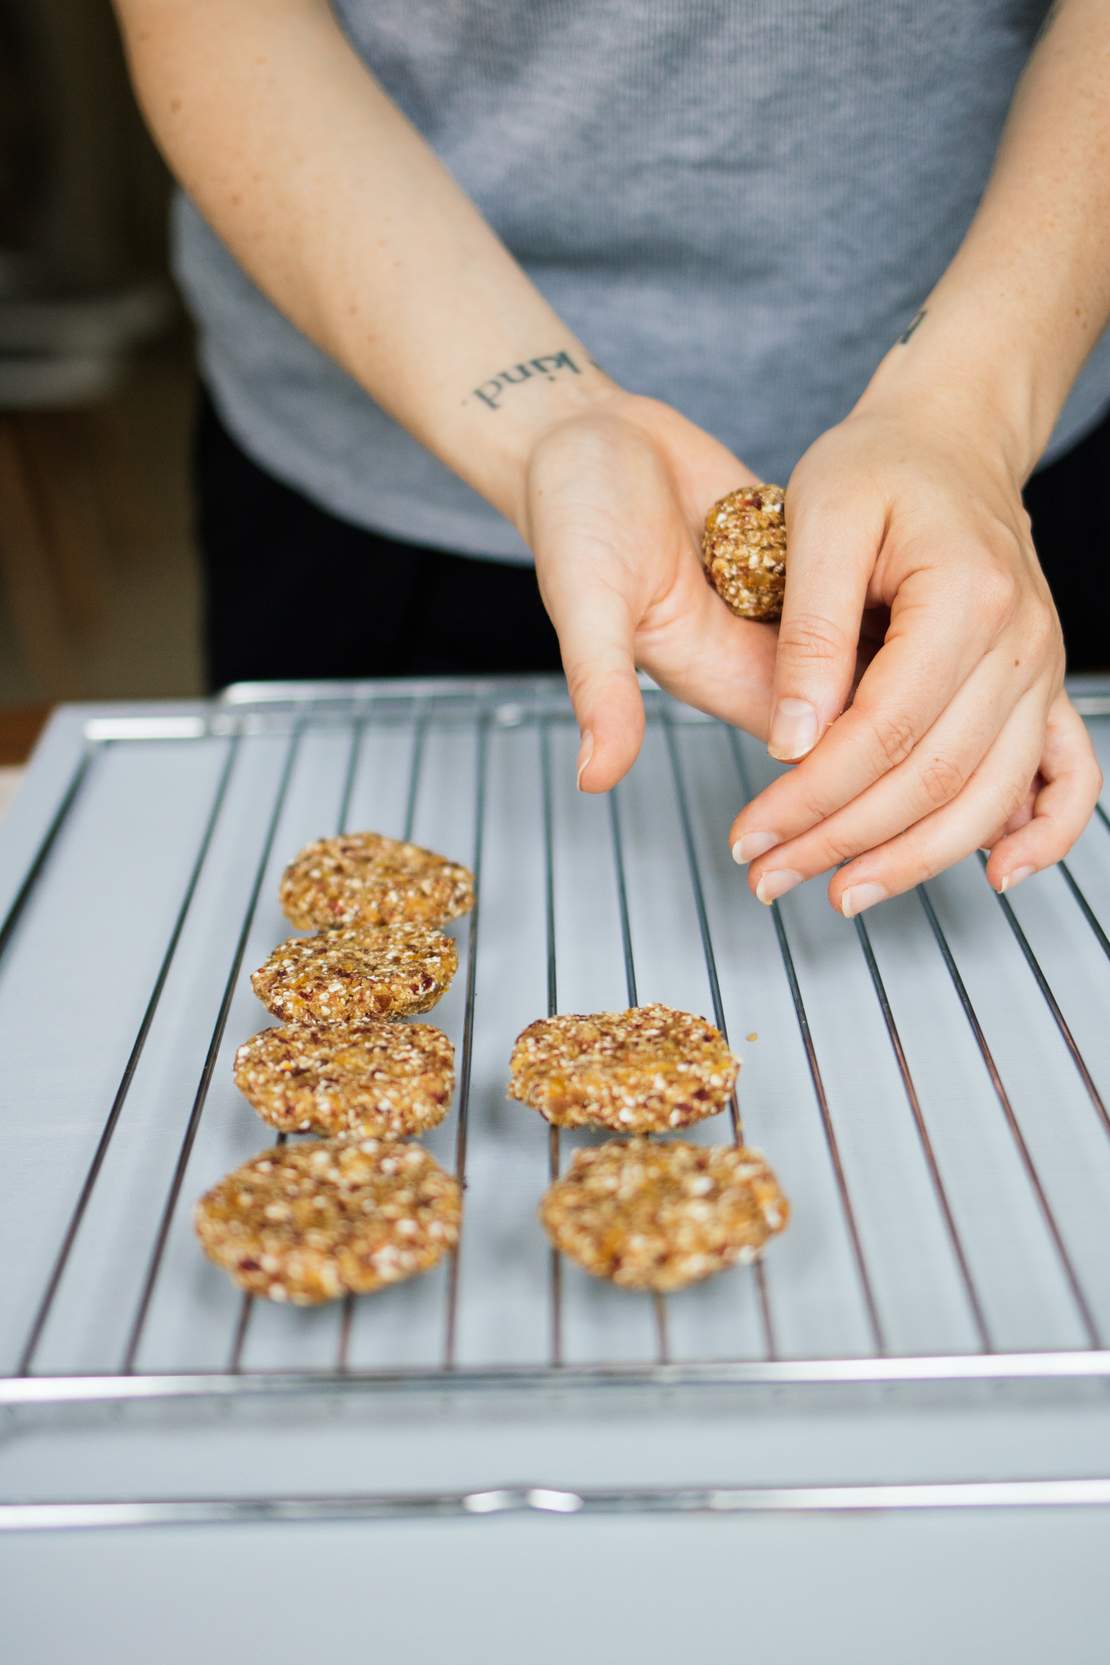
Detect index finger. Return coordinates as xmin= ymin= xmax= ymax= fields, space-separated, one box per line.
xmin=729 ymin=563 xmax=1005 ymax=862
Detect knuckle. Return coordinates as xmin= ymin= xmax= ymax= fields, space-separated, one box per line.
xmin=818 ymin=829 xmax=863 ymax=869
xmin=866 ymin=708 xmax=919 ymax=771
xmin=977 ymin=561 xmax=1020 ymax=631
xmin=918 ymin=753 xmax=966 ymax=809
xmin=777 ymin=612 xmax=849 ymax=669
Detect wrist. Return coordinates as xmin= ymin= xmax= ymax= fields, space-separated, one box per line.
xmin=855 ymin=304 xmax=1056 ymax=484
xmin=446 ymin=348 xmax=623 ymax=533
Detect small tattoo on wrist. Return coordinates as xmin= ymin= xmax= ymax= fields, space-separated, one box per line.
xmin=470 ymin=348 xmax=584 ymax=412
xmin=898 ymin=308 xmax=927 ymax=346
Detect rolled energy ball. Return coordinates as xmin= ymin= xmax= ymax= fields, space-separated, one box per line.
xmin=540 ymin=1139 xmax=789 ymax=1292
xmin=280 ymin=831 xmax=475 ymax=932
xmin=252 ymin=923 xmax=458 ymax=1024
xmin=233 ymin=1020 xmax=455 ymax=1139
xmin=195 ymin=1138 xmax=461 ymax=1304
xmin=507 ymin=1003 xmax=739 ymax=1132
xmin=701 ymin=482 xmax=787 ymax=620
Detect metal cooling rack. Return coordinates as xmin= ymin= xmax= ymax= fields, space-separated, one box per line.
xmin=2 ymin=675 xmax=1110 ymax=1527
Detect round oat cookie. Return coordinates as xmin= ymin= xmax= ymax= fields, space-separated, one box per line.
xmin=252 ymin=923 xmax=457 ymax=1024
xmin=508 ymin=1003 xmax=740 ymax=1132
xmin=194 ymin=1139 xmax=461 ymax=1304
xmin=702 ymin=482 xmax=787 ymax=621
xmin=280 ymin=831 xmax=475 ymax=932
xmin=234 ymin=1020 xmax=455 ymax=1139
xmin=540 ymin=1139 xmax=788 ymax=1292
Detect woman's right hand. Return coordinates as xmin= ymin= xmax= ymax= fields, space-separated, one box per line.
xmin=519 ymin=392 xmax=780 ymax=789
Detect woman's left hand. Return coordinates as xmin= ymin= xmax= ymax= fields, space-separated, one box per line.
xmin=728 ymin=394 xmax=1103 ymax=915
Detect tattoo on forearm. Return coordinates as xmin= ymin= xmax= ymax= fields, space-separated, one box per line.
xmin=898 ymin=308 xmax=927 ymax=346
xmin=470 ymin=348 xmax=588 ymax=411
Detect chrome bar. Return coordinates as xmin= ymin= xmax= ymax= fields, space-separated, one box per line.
xmin=1058 ymin=860 xmax=1110 ymax=963
xmin=7 ymin=1474 xmax=1110 ymax=1532
xmin=853 ymin=916 xmax=992 ymax=1351
xmin=6 ymin=1349 xmax=1110 ymax=1409
xmin=918 ymin=884 xmax=1100 ymax=1347
xmin=982 ymin=853 xmax=1110 ymax=1138
xmin=444 ymin=712 xmax=490 ymax=1368
xmin=19 ymin=738 xmax=241 ymax=1375
xmin=607 ymin=780 xmax=670 ymax=1365
xmin=660 ymin=712 xmax=776 ymax=1360
xmin=335 ymin=709 xmax=423 ymax=1373
xmin=539 ymin=717 xmax=563 ymax=1367
xmin=0 ymin=746 xmax=94 ymax=968
xmin=121 ymin=727 xmax=304 ymax=1373
xmin=727 ymin=733 xmax=886 ymax=1354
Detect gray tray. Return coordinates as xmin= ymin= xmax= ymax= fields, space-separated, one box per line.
xmin=1 ymin=675 xmax=1110 ymax=1532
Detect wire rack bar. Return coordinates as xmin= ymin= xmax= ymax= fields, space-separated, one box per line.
xmin=121 ymin=727 xmax=304 ymax=1373
xmin=9 ymin=1473 xmax=1110 ymax=1533
xmin=334 ymin=709 xmax=424 ymax=1372
xmin=660 ymin=713 xmax=776 ymax=1359
xmin=853 ymin=915 xmax=993 ymax=1351
xmin=727 ymin=732 xmax=886 ymax=1354
xmin=229 ymin=714 xmax=371 ymax=1372
xmin=982 ymin=854 xmax=1110 ymax=1139
xmin=1058 ymin=860 xmax=1110 ymax=963
xmin=0 ymin=747 xmax=93 ymax=969
xmin=607 ymin=782 xmax=670 ymax=1364
xmin=538 ymin=717 xmax=564 ymax=1366
xmin=7 ymin=1350 xmax=1110 ymax=1409
xmin=443 ymin=712 xmax=490 ymax=1369
xmin=18 ymin=737 xmax=241 ymax=1376
xmin=917 ymin=884 xmax=1100 ymax=1347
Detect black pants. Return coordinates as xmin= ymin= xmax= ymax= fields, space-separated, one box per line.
xmin=193 ymin=389 xmax=1109 ymax=690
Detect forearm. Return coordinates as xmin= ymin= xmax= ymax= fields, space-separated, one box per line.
xmin=859 ymin=0 xmax=1110 ymax=479
xmin=114 ymin=0 xmax=615 ymax=526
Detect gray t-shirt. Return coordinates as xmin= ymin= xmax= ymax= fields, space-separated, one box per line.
xmin=174 ymin=0 xmax=1110 ymax=563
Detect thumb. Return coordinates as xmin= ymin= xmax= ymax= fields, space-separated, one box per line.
xmin=539 ymin=562 xmax=644 ymax=792
xmin=769 ymin=484 xmax=880 ymax=762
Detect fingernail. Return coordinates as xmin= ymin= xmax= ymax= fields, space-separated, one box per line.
xmin=840 ymin=882 xmax=888 ymax=919
xmin=768 ymin=698 xmax=819 ymax=762
xmin=576 ymin=731 xmax=594 ymax=791
xmin=755 ymin=868 xmax=804 ymax=905
xmin=732 ymin=831 xmax=780 ymax=865
xmin=999 ymin=864 xmax=1036 ymax=895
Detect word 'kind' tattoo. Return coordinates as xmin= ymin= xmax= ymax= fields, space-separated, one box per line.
xmin=471 ymin=349 xmax=585 ymax=411
xmin=898 ymin=308 xmax=927 ymax=346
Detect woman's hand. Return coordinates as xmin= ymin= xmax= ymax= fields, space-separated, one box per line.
xmin=520 ymin=392 xmax=781 ymax=788
xmin=728 ymin=394 xmax=1102 ymax=913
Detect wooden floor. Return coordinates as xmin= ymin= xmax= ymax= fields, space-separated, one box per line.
xmin=0 ymin=335 xmax=202 ymax=705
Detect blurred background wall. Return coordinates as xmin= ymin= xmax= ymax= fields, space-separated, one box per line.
xmin=0 ymin=0 xmax=201 ymax=705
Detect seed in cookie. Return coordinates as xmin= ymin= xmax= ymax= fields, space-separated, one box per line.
xmin=280 ymin=831 xmax=475 ymax=932
xmin=702 ymin=483 xmax=786 ymax=621
xmin=508 ymin=1003 xmax=739 ymax=1132
xmin=252 ymin=923 xmax=458 ymax=1024
xmin=234 ymin=1020 xmax=455 ymax=1139
xmin=540 ymin=1139 xmax=788 ymax=1292
xmin=194 ymin=1139 xmax=462 ymax=1304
